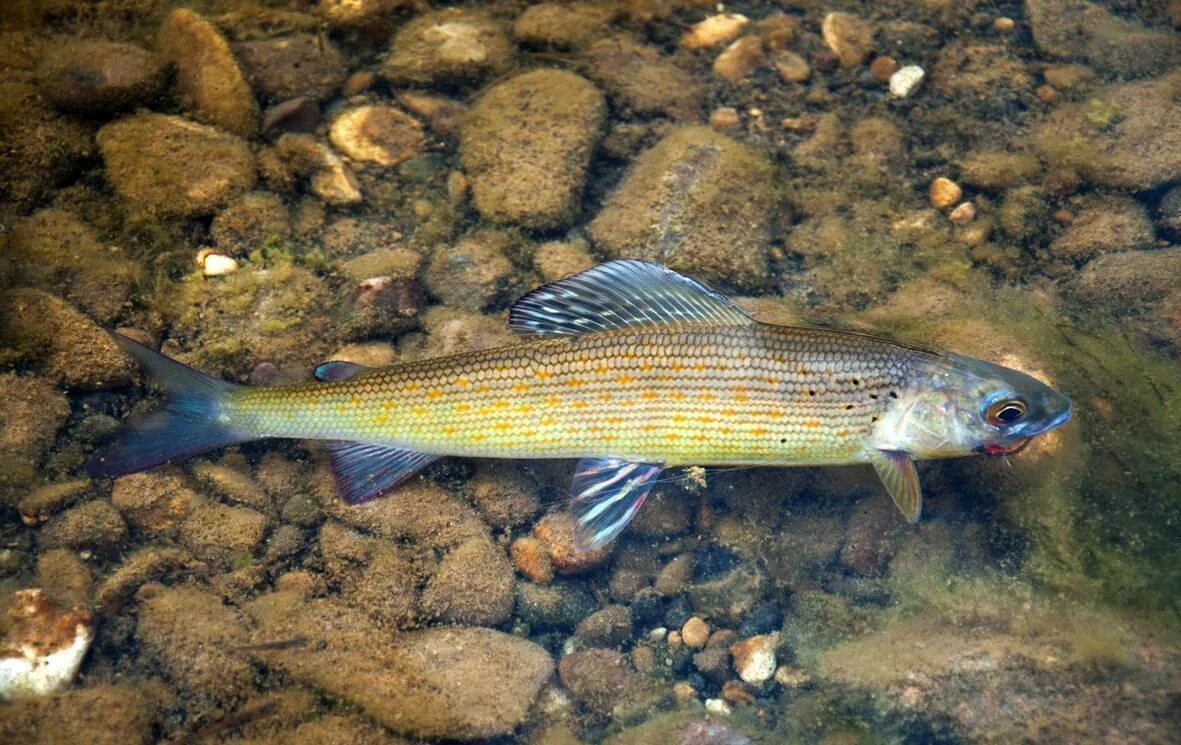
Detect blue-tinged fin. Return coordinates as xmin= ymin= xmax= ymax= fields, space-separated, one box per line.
xmin=325 ymin=441 xmax=438 ymax=504
xmin=86 ymin=333 xmax=251 ymax=478
xmin=867 ymin=449 xmax=922 ymax=523
xmin=569 ymin=457 xmax=664 ymax=552
xmin=314 ymin=360 xmax=370 ymax=382
xmin=509 ymin=260 xmax=753 ymax=336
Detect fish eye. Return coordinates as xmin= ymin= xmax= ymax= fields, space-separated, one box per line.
xmin=985 ymin=398 xmax=1027 ymax=426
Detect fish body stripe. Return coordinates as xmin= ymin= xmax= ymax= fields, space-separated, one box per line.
xmin=230 ymin=323 xmax=924 ymax=466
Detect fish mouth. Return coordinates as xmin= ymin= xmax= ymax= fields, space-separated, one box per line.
xmin=980 ymin=439 xmax=1030 ymax=458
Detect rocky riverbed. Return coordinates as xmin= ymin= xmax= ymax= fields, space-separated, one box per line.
xmin=1 ymin=0 xmax=1180 ymax=743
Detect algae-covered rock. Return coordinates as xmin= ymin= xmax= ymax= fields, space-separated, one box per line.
xmin=0 ymin=373 xmax=69 ymax=501
xmin=957 ymin=150 xmax=1041 ymax=191
xmin=931 ymin=41 xmax=1034 ymax=114
xmin=1048 ymin=195 xmax=1154 ymax=262
xmin=245 ymin=595 xmax=553 ymax=740
xmin=558 ymin=648 xmax=665 ymax=719
xmin=136 ymin=586 xmax=254 ymax=714
xmin=329 ymin=104 xmax=424 ymax=168
xmin=97 ymin=113 xmax=256 ymax=217
xmin=422 ymin=229 xmax=515 ymax=310
xmin=0 ymin=289 xmax=135 ymax=389
xmin=35 ymin=39 xmax=164 ymax=113
xmin=0 ymin=685 xmax=155 ymax=745
xmin=1069 ymin=247 xmax=1181 ymax=314
xmin=516 ymin=579 xmax=597 ymax=630
xmin=1026 ymin=0 xmax=1180 ymax=78
xmin=513 ymin=2 xmax=616 ymax=50
xmin=381 ymin=8 xmax=514 ymax=86
xmin=38 ymin=499 xmax=127 ymax=553
xmin=110 ymin=470 xmax=199 ymax=534
xmin=210 ymin=191 xmax=292 ymax=255
xmin=179 ymin=502 xmax=269 ymax=564
xmin=0 ymin=80 xmax=94 ymax=204
xmin=420 ymin=536 xmax=515 ymax=626
xmin=588 ymin=126 xmax=776 ymax=288
xmin=158 ymin=8 xmax=259 ymax=137
xmin=234 ymin=34 xmax=348 ymax=103
xmin=159 ymin=261 xmax=334 ymax=374
xmin=582 ymin=36 xmax=703 ymax=119
xmin=1033 ymin=72 xmax=1181 ymax=190
xmin=319 ymin=522 xmax=421 ymax=629
xmin=604 ymin=712 xmax=757 ymax=745
xmin=461 ymin=69 xmax=606 ymax=229
xmin=534 ymin=240 xmax=594 ymax=281
xmin=4 ymin=208 xmax=141 ymax=323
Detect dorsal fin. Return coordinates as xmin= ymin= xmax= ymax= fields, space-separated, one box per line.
xmin=508 ymin=260 xmax=753 ymax=336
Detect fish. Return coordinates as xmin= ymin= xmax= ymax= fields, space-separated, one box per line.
xmin=87 ymin=260 xmax=1073 ymax=551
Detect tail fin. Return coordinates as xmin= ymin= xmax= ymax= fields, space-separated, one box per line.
xmin=86 ymin=334 xmax=252 ymax=478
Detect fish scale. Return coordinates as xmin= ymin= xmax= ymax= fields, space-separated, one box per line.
xmin=230 ymin=323 xmax=919 ymax=466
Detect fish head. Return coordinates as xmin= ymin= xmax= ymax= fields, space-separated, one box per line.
xmin=872 ymin=354 xmax=1072 ymax=460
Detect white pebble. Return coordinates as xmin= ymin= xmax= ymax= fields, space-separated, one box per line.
xmin=704 ymin=698 xmax=733 ymax=715
xmin=889 ymin=65 xmax=926 ymax=98
xmin=647 ymin=626 xmax=668 ymax=642
xmin=201 ymin=252 xmax=239 ymax=276
xmin=0 ymin=590 xmax=93 ymax=700
xmin=681 ymin=13 xmax=749 ymax=50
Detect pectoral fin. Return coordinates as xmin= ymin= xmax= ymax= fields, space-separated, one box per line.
xmin=867 ymin=449 xmax=922 ymax=523
xmin=569 ymin=457 xmax=664 ymax=552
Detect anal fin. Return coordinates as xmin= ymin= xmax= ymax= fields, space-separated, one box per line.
xmin=569 ymin=457 xmax=664 ymax=552
xmin=326 ymin=442 xmax=438 ymax=504
xmin=867 ymin=449 xmax=922 ymax=523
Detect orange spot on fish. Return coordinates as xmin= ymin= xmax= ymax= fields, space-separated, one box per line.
xmin=671 ymin=414 xmax=686 ymax=423
xmin=664 ymin=432 xmax=680 ymax=440
xmin=539 ymin=416 xmax=557 ymax=427
xmin=426 ymin=390 xmax=444 ymax=401
xmin=639 ymin=363 xmax=653 ymax=372
xmin=669 ymin=391 xmax=685 ymax=401
xmin=472 ymin=433 xmax=486 ymax=442
xmin=374 ymin=415 xmax=389 ymax=425
xmin=640 ymin=391 xmax=658 ymax=401
xmin=751 ymin=428 xmax=769 ymax=437
xmin=454 ymin=403 xmax=471 ymax=414
xmin=412 ymin=407 xmax=428 ymax=417
xmin=544 ymin=395 xmax=562 ymax=407
xmin=442 ymin=426 xmax=456 ymax=435
xmin=494 ymin=422 xmax=511 ymax=431
xmin=476 ymin=384 xmax=491 ymax=393
xmin=721 ymin=408 xmax=737 ymax=417
xmin=571 ymin=400 xmax=588 ymax=410
xmin=805 ymin=420 xmax=820 ymax=428
xmin=535 ymin=369 xmax=553 ymax=380
xmin=564 ymin=378 xmax=586 ymax=387
xmin=700 ymin=392 xmax=716 ymax=402
xmin=615 ymin=375 xmax=635 ymax=385
xmin=516 ymin=404 xmax=533 ymax=414
xmin=594 ymin=364 xmax=610 ymax=375
xmin=405 ymin=383 xmax=421 ymax=393
xmin=335 ymin=405 xmax=347 ymax=414
xmin=512 ymin=383 xmax=530 ymax=394
xmin=606 ymin=416 xmax=623 ymax=425
xmin=456 ymin=376 xmax=472 ymax=387
xmin=491 ymin=400 xmax=509 ymax=409
xmin=349 ymin=397 xmax=362 ymax=406
xmin=598 ymin=392 xmax=613 ymax=402
xmin=521 ymin=430 xmax=536 ymax=438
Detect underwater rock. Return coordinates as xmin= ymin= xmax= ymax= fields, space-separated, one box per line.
xmin=510 ymin=536 xmax=554 ymax=584
xmin=0 ymin=685 xmax=154 ymax=744
xmin=17 ymin=480 xmax=90 ymax=527
xmin=682 ymin=13 xmax=749 ymax=50
xmin=774 ymin=50 xmax=811 ymax=84
xmin=581 ymin=36 xmax=703 ymax=119
xmin=94 ymin=547 xmax=202 ymax=614
xmin=246 ymin=596 xmax=553 ymax=740
xmin=589 ymin=126 xmax=776 ymax=289
xmin=110 ymin=470 xmax=199 ymax=535
xmin=234 ymin=34 xmax=348 ymax=103
xmin=931 ymin=41 xmax=1034 ymax=115
xmin=574 ymin=605 xmax=633 ymax=649
xmin=468 ymin=462 xmax=541 ymax=529
xmin=159 ymin=260 xmax=334 ymax=374
xmin=192 ymin=461 xmax=272 ymax=512
xmin=210 ymin=191 xmax=292 ymax=255
xmin=35 ymin=549 xmax=92 ymax=610
xmin=533 ymin=512 xmax=611 ymax=575
xmin=655 ymin=552 xmax=695 ymax=597
xmin=0 ymin=289 xmax=135 ymax=389
xmin=0 ymin=373 xmax=68 ymax=502
xmin=1157 ymin=185 xmax=1181 ymax=237
xmin=136 ymin=586 xmax=253 ymax=714
xmin=461 ymin=69 xmax=606 ymax=229
xmin=730 ymin=634 xmax=778 ymax=684
xmin=4 ymin=208 xmax=141 ymax=324
xmin=534 ymin=240 xmax=595 ymax=281
xmin=1070 ymin=247 xmax=1181 ymax=314
xmin=712 ymin=37 xmax=764 ymax=84
xmin=822 ymin=12 xmax=874 ymax=68
xmin=1026 ymin=0 xmax=1180 ymax=77
xmin=319 ymin=522 xmax=421 ymax=629
xmin=605 ymin=712 xmax=756 ymax=745
xmin=97 ymin=113 xmax=256 ymax=216
xmin=1048 ymin=195 xmax=1154 ymax=262
xmin=329 ymin=104 xmax=424 ymax=168
xmin=420 ymin=536 xmax=515 ymax=626
xmin=957 ymin=150 xmax=1041 ymax=191
xmin=271 ymin=133 xmax=362 ymax=205
xmin=158 ymin=8 xmax=258 ymax=137
xmin=688 ymin=564 xmax=768 ymax=626
xmin=381 ymin=8 xmax=514 ymax=86
xmin=558 ymin=648 xmax=664 ymax=718
xmin=179 ymin=502 xmax=269 ymax=564
xmin=513 ymin=2 xmax=617 ymax=50
xmin=423 ymin=229 xmax=515 ymax=310
xmin=0 ymin=80 xmax=94 ymax=204
xmin=396 ymin=91 xmax=467 ymax=138
xmin=38 ymin=500 xmax=127 ymax=555
xmin=317 ymin=0 xmax=422 ymax=34
xmin=681 ymin=617 xmax=710 ymax=649
xmin=1033 ymin=72 xmax=1181 ymax=190
xmin=517 ymin=579 xmax=598 ymax=632
xmin=0 ymin=589 xmax=93 ymax=700
xmin=36 ymin=39 xmax=164 ymax=113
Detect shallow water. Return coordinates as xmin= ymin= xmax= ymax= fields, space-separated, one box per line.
xmin=1 ymin=1 xmax=1180 ymax=743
